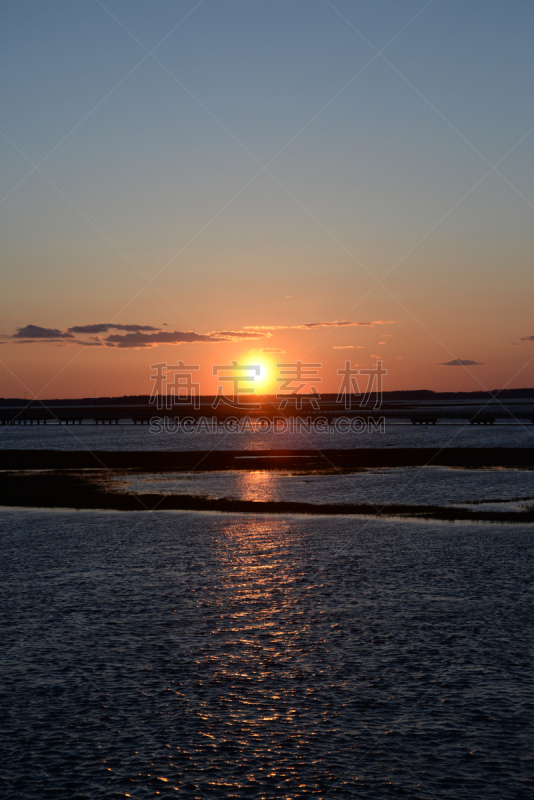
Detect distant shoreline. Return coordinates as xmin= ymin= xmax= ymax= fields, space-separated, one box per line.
xmin=2 ymin=388 xmax=534 ymax=406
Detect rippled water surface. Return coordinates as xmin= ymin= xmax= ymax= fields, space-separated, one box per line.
xmin=121 ymin=466 xmax=534 ymax=511
xmin=1 ymin=420 xmax=533 ymax=451
xmin=1 ymin=509 xmax=533 ymax=798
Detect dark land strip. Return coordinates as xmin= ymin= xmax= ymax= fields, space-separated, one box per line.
xmin=1 ymin=447 xmax=534 ymax=472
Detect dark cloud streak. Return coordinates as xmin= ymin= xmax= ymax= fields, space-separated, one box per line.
xmin=245 ymin=320 xmax=395 ymax=331
xmin=438 ymin=359 xmax=483 ymax=366
xmin=104 ymin=329 xmax=270 ymax=348
xmin=68 ymin=323 xmax=159 ymax=334
xmin=13 ymin=325 xmax=74 ymax=339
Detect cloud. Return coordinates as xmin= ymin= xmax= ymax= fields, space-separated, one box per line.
xmin=249 ymin=347 xmax=285 ymax=353
xmin=520 ymin=336 xmax=534 ymax=342
xmin=245 ymin=320 xmax=395 ymax=331
xmin=5 ymin=317 xmax=396 ymax=349
xmin=4 ymin=322 xmax=272 ymax=349
xmin=213 ymin=330 xmax=271 ymax=339
xmin=68 ymin=323 xmax=159 ymax=334
xmin=332 ymin=345 xmax=354 ymax=349
xmin=104 ymin=329 xmax=271 ymax=349
xmin=299 ymin=319 xmax=393 ymax=328
xmin=13 ymin=325 xmax=74 ymax=340
xmin=438 ymin=359 xmax=483 ymax=366
xmin=20 ymin=339 xmax=85 ymax=346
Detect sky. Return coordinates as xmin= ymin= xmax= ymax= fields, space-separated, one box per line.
xmin=1 ymin=0 xmax=533 ymax=398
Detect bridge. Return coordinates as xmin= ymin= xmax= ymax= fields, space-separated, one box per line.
xmin=1 ymin=400 xmax=533 ymax=425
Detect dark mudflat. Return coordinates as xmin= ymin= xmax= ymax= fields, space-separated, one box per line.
xmin=0 ymin=447 xmax=534 ymax=472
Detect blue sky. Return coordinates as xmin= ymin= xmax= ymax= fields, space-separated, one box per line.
xmin=1 ymin=0 xmax=533 ymax=395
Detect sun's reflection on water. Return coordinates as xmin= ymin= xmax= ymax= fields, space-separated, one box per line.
xmin=185 ymin=514 xmax=319 ymax=792
xmin=234 ymin=469 xmax=283 ymax=502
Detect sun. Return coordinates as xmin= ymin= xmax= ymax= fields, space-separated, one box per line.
xmin=242 ymin=355 xmax=275 ymax=396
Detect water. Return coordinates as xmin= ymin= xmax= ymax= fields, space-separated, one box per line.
xmin=1 ymin=509 xmax=532 ymax=798
xmin=0 ymin=419 xmax=533 ymax=451
xmin=120 ymin=466 xmax=534 ymax=513
xmin=2 ymin=423 xmax=533 ymax=797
